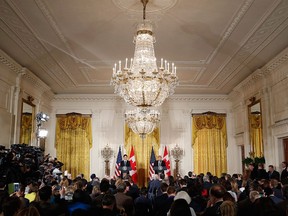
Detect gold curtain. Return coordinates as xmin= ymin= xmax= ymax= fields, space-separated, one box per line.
xmin=192 ymin=114 xmax=227 ymax=177
xmin=20 ymin=113 xmax=32 ymax=144
xmin=249 ymin=114 xmax=263 ymax=157
xmin=124 ymin=124 xmax=160 ymax=187
xmin=55 ymin=113 xmax=92 ymax=179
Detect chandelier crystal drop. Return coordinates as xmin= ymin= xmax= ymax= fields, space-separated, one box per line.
xmin=111 ymin=1 xmax=178 ymax=107
xmin=125 ymin=108 xmax=160 ymax=138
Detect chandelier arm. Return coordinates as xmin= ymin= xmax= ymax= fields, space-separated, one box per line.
xmin=142 ymin=89 xmax=146 ymax=107
xmin=141 ymin=0 xmax=148 ymax=20
xmin=153 ymin=85 xmax=163 ymax=106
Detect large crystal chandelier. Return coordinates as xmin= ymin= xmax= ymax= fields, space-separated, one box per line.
xmin=125 ymin=108 xmax=160 ymax=139
xmin=111 ymin=0 xmax=178 ymax=107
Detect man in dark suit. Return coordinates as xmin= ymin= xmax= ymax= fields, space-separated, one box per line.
xmin=268 ymin=165 xmax=280 ymax=181
xmin=203 ymin=184 xmax=226 ymax=216
xmin=280 ymin=161 xmax=288 ymax=184
xmin=120 ymin=154 xmax=131 ymax=179
xmin=153 ymin=182 xmax=168 ymax=216
xmin=153 ymin=155 xmax=166 ymax=175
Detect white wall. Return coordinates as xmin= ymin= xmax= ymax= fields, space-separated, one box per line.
xmin=0 ymin=49 xmax=53 ymax=147
xmin=49 ymin=94 xmax=238 ymax=178
xmin=230 ymin=47 xmax=288 ymax=171
xmin=2 ymin=46 xmax=288 ymax=179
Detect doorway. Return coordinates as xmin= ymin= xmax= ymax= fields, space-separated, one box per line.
xmin=284 ymin=138 xmax=288 ymax=162
xmin=240 ymin=145 xmax=245 ymax=173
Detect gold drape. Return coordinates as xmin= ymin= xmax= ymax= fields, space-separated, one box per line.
xmin=192 ymin=114 xmax=227 ymax=177
xmin=20 ymin=113 xmax=32 ymax=144
xmin=55 ymin=114 xmax=92 ymax=179
xmin=249 ymin=114 xmax=263 ymax=157
xmin=124 ymin=124 xmax=160 ymax=187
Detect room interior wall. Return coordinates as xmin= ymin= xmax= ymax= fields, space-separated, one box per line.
xmin=230 ymin=46 xmax=288 ymax=171
xmin=50 ymin=94 xmax=237 ymax=178
xmin=1 ymin=45 xmax=288 ymax=179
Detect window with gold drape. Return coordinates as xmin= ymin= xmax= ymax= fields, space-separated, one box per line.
xmin=20 ymin=113 xmax=33 ymax=144
xmin=249 ymin=113 xmax=263 ymax=157
xmin=55 ymin=113 xmax=92 ymax=179
xmin=192 ymin=113 xmax=227 ymax=177
xmin=125 ymin=124 xmax=160 ymax=187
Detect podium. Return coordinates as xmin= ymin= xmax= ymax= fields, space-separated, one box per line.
xmin=119 ymin=165 xmax=132 ymax=174
xmin=153 ymin=165 xmax=167 ymax=174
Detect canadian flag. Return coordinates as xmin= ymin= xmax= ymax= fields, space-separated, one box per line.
xmin=163 ymin=146 xmax=171 ymax=176
xmin=129 ymin=146 xmax=138 ymax=183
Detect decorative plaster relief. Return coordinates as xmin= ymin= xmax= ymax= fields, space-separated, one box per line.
xmin=0 ymin=80 xmax=10 ymax=110
xmin=235 ymin=133 xmax=244 ymax=146
xmin=210 ymin=0 xmax=288 ymax=89
xmin=272 ymin=119 xmax=288 ymax=137
xmin=205 ymin=0 xmax=254 ymax=64
xmin=0 ymin=0 xmax=75 ymax=89
xmin=272 ymin=78 xmax=288 ymax=122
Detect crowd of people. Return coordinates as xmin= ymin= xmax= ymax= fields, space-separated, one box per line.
xmin=0 ymin=145 xmax=288 ymax=216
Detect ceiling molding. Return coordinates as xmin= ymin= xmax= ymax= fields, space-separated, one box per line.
xmin=204 ymin=0 xmax=255 ymax=64
xmin=52 ymin=94 xmax=230 ymax=103
xmin=234 ymin=46 xmax=288 ymax=92
xmin=34 ymin=0 xmax=77 ymax=63
xmin=209 ymin=0 xmax=287 ymax=89
xmin=0 ymin=49 xmax=22 ymax=74
xmin=0 ymin=0 xmax=76 ymax=89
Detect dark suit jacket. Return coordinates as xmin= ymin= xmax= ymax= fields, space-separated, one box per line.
xmin=120 ymin=160 xmax=131 ymax=174
xmin=115 ymin=192 xmax=134 ymax=216
xmin=281 ymin=168 xmax=288 ymax=183
xmin=153 ymin=193 xmax=168 ymax=216
xmin=153 ymin=160 xmax=166 ymax=174
xmin=268 ymin=170 xmax=280 ymax=181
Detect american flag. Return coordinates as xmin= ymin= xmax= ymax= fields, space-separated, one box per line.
xmin=163 ymin=146 xmax=171 ymax=176
xmin=149 ymin=146 xmax=156 ymax=180
xmin=115 ymin=146 xmax=122 ymax=177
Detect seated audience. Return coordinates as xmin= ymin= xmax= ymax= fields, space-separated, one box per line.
xmin=15 ymin=206 xmax=40 ymax=216
xmin=67 ymin=189 xmax=91 ymax=216
xmin=100 ymin=194 xmax=118 ymax=216
xmin=134 ymin=187 xmax=152 ymax=216
xmin=202 ymin=184 xmax=226 ymax=216
xmin=167 ymin=190 xmax=196 ymax=216
xmin=276 ymin=184 xmax=288 ymax=216
xmin=220 ymin=200 xmax=236 ymax=216
xmin=153 ymin=182 xmax=168 ymax=216
xmin=268 ymin=165 xmax=280 ymax=181
xmin=114 ymin=180 xmax=134 ymax=216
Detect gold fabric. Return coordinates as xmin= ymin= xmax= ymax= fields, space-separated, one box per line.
xmin=249 ymin=114 xmax=263 ymax=157
xmin=192 ymin=115 xmax=227 ymax=176
xmin=55 ymin=114 xmax=92 ymax=179
xmin=124 ymin=124 xmax=160 ymax=187
xmin=20 ymin=113 xmax=32 ymax=144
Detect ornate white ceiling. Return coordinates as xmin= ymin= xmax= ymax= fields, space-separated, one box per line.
xmin=0 ymin=0 xmax=288 ymax=95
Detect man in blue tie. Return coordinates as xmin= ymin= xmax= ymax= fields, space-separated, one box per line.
xmin=120 ymin=154 xmax=131 ymax=179
xmin=153 ymin=155 xmax=166 ymax=174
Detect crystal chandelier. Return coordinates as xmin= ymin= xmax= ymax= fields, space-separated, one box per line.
xmin=125 ymin=108 xmax=160 ymax=138
xmin=111 ymin=0 xmax=178 ymax=107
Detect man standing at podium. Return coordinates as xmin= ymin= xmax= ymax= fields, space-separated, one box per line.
xmin=120 ymin=154 xmax=131 ymax=178
xmin=153 ymin=155 xmax=166 ymax=174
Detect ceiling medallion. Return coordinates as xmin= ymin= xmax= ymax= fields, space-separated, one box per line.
xmin=112 ymin=0 xmax=178 ymax=14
